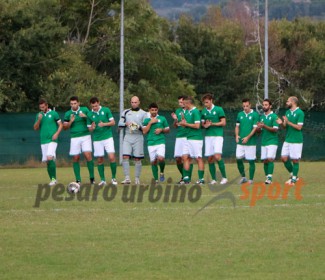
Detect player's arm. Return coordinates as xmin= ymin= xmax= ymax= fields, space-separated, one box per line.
xmin=283 ymin=116 xmax=303 ymax=131
xmin=171 ymin=112 xmax=180 ymax=128
xmin=98 ymin=117 xmax=115 ymax=127
xmin=242 ymin=126 xmax=258 ymax=144
xmin=155 ymin=118 xmax=170 ymax=134
xmin=63 ymin=113 xmax=74 ymax=130
xmin=33 ymin=113 xmax=42 ymax=130
xmin=211 ymin=117 xmax=226 ymax=127
xmin=259 ymin=123 xmax=278 ymax=132
xmin=118 ymin=110 xmax=128 ymax=129
xmin=52 ymin=120 xmax=63 ymax=141
xmin=235 ymin=124 xmax=240 ymax=143
xmin=181 ymin=121 xmax=200 ymax=129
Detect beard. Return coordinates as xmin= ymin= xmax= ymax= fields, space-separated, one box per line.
xmin=263 ymin=108 xmax=269 ymax=112
xmin=286 ymin=103 xmax=292 ymax=109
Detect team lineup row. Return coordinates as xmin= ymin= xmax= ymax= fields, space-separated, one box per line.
xmin=33 ymin=94 xmax=304 ymax=187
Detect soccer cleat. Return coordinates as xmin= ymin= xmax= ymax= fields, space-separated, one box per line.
xmin=177 ymin=178 xmax=185 ymax=184
xmin=111 ymin=178 xmax=118 ymax=185
xmin=135 ymin=178 xmax=140 ymax=185
xmin=49 ymin=178 xmax=57 ymax=187
xmin=265 ymin=179 xmax=272 ymax=184
xmin=98 ymin=180 xmax=107 ymax=187
xmin=239 ymin=177 xmax=248 ymax=184
xmin=209 ymin=180 xmax=217 ymax=185
xmin=195 ymin=179 xmax=205 ymax=185
xmin=220 ymin=178 xmax=228 ymax=185
xmin=159 ymin=173 xmax=165 ymax=182
xmin=286 ymin=176 xmax=299 ymax=184
xmin=90 ymin=178 xmax=96 ymax=185
xmin=248 ymin=180 xmax=253 ymax=185
xmin=76 ymin=180 xmax=81 ymax=185
xmin=121 ymin=178 xmax=131 ymax=184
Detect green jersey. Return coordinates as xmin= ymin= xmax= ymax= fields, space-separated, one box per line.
xmin=143 ymin=115 xmax=169 ymax=146
xmin=35 ymin=109 xmax=61 ymax=144
xmin=284 ymin=107 xmax=304 ymax=143
xmin=184 ymin=107 xmax=203 ymax=140
xmin=201 ymin=105 xmax=226 ymax=137
xmin=143 ymin=116 xmax=169 ymax=146
xmin=175 ymin=108 xmax=187 ymax=138
xmin=64 ymin=106 xmax=90 ymax=138
xmin=260 ymin=111 xmax=279 ymax=146
xmin=236 ymin=109 xmax=259 ymax=146
xmin=87 ymin=106 xmax=114 ymax=141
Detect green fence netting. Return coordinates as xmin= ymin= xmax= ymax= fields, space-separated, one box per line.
xmin=0 ymin=110 xmax=324 ymax=165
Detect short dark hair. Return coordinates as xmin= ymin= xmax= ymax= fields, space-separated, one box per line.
xmin=242 ymin=98 xmax=250 ymax=103
xmin=38 ymin=98 xmax=48 ymax=105
xmin=178 ymin=95 xmax=186 ymax=100
xmin=148 ymin=102 xmax=158 ymax=109
xmin=263 ymin=98 xmax=272 ymax=106
xmin=202 ymin=93 xmax=214 ymax=101
xmin=90 ymin=97 xmax=99 ymax=104
xmin=70 ymin=96 xmax=79 ymax=102
xmin=183 ymin=96 xmax=194 ymax=104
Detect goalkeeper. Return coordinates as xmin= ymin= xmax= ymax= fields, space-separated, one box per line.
xmin=118 ymin=96 xmax=148 ymax=184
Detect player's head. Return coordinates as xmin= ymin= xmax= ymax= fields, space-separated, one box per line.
xmin=262 ymin=99 xmax=272 ymax=113
xmin=89 ymin=97 xmax=100 ymax=112
xmin=178 ymin=95 xmax=186 ymax=108
xmin=70 ymin=96 xmax=80 ymax=111
xmin=202 ymin=93 xmax=214 ymax=109
xmin=242 ymin=98 xmax=251 ymax=113
xmin=148 ymin=103 xmax=159 ymax=117
xmin=183 ymin=96 xmax=194 ymax=110
xmin=38 ymin=98 xmax=48 ymax=112
xmin=286 ymin=96 xmax=298 ymax=109
xmin=130 ymin=96 xmax=140 ymax=110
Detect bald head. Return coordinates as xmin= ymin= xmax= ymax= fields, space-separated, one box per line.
xmin=130 ymin=96 xmax=140 ymax=109
xmin=286 ymin=96 xmax=299 ymax=109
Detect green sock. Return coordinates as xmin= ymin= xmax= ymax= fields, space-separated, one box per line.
xmin=98 ymin=164 xmax=105 ymax=181
xmin=159 ymin=161 xmax=165 ymax=173
xmin=284 ymin=160 xmax=293 ymax=173
xmin=87 ymin=160 xmax=95 ymax=180
xmin=249 ymin=160 xmax=255 ymax=180
xmin=73 ymin=162 xmax=81 ymax=181
xmin=208 ymin=163 xmax=216 ymax=180
xmin=292 ymin=162 xmax=299 ymax=177
xmin=182 ymin=168 xmax=190 ymax=182
xmin=47 ymin=162 xmax=52 ymax=179
xmin=237 ymin=159 xmax=245 ymax=177
xmin=264 ymin=162 xmax=269 ymax=176
xmin=268 ymin=161 xmax=274 ymax=176
xmin=49 ymin=160 xmax=56 ymax=179
xmin=198 ymin=170 xmax=204 ymax=180
xmin=151 ymin=164 xmax=158 ymax=180
xmin=177 ymin=163 xmax=183 ymax=177
xmin=189 ymin=164 xmax=193 ymax=180
xmin=110 ymin=162 xmax=117 ymax=179
xmin=217 ymin=159 xmax=227 ymax=178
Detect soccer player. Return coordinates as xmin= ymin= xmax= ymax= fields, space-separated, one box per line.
xmin=171 ymin=95 xmax=193 ymax=183
xmin=235 ymin=98 xmax=259 ymax=184
xmin=201 ymin=93 xmax=228 ymax=185
xmin=280 ymin=96 xmax=304 ymax=185
xmin=143 ymin=103 xmax=170 ymax=183
xmin=180 ymin=96 xmax=205 ymax=184
xmin=63 ymin=96 xmax=95 ymax=185
xmin=257 ymin=99 xmax=282 ymax=184
xmin=33 ymin=99 xmax=63 ymax=186
xmin=87 ymin=97 xmax=117 ymax=186
xmin=118 ymin=96 xmax=148 ymax=184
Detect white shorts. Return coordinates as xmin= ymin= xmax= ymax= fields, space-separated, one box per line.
xmin=261 ymin=145 xmax=278 ymax=160
xmin=183 ymin=140 xmax=203 ymax=159
xmin=236 ymin=144 xmax=256 ymax=160
xmin=148 ymin=144 xmax=165 ymax=162
xmin=281 ymin=142 xmax=303 ymax=160
xmin=205 ymin=136 xmax=224 ymax=156
xmin=41 ymin=142 xmax=57 ymax=162
xmin=93 ymin=138 xmax=115 ymax=157
xmin=69 ymin=135 xmax=92 ymax=156
xmin=174 ymin=137 xmax=187 ymax=158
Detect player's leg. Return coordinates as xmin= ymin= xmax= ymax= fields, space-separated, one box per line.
xmin=281 ymin=142 xmax=293 ymax=182
xmin=70 ymin=137 xmax=82 ymax=183
xmin=205 ymin=136 xmax=216 ymax=183
xmin=245 ymin=145 xmax=256 ymax=184
xmin=104 ymin=138 xmax=117 ymax=185
xmin=47 ymin=142 xmax=58 ymax=186
xmin=93 ymin=140 xmax=106 ymax=186
xmin=148 ymin=146 xmax=158 ymax=182
xmin=214 ymin=137 xmax=227 ymax=184
xmin=181 ymin=140 xmax=191 ymax=183
xmin=82 ymin=135 xmax=95 ymax=184
xmin=174 ymin=137 xmax=186 ymax=180
xmin=157 ymin=144 xmax=166 ymax=182
xmin=122 ymin=138 xmax=132 ymax=183
xmin=236 ymin=144 xmax=247 ymax=183
xmin=289 ymin=143 xmax=303 ymax=184
xmin=261 ymin=146 xmax=269 ymax=182
xmin=189 ymin=140 xmax=204 ymax=184
xmin=266 ymin=145 xmax=277 ymax=184
xmin=132 ymin=136 xmax=144 ymax=184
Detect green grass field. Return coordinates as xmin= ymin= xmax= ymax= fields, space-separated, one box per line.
xmin=0 ymin=162 xmax=324 ymax=279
